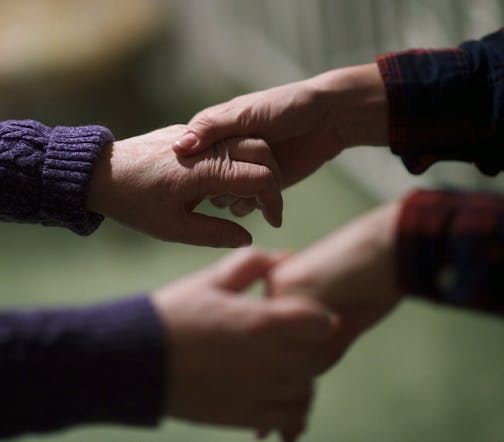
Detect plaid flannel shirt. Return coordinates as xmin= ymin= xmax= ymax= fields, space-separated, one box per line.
xmin=376 ymin=29 xmax=504 ymax=313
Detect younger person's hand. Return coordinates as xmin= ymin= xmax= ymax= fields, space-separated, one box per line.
xmin=151 ymin=248 xmax=337 ymax=439
xmin=268 ymin=203 xmax=403 ymax=360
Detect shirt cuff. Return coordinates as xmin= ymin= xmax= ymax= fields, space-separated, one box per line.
xmin=396 ymin=189 xmax=504 ymax=313
xmin=0 ymin=295 xmax=165 ymax=437
xmin=377 ymin=29 xmax=504 ymax=175
xmin=376 ymin=48 xmax=476 ymax=174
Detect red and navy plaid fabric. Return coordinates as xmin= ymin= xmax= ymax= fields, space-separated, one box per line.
xmin=376 ymin=30 xmax=504 ymax=312
xmin=396 ymin=190 xmax=504 ymax=313
xmin=377 ymin=29 xmax=504 ymax=175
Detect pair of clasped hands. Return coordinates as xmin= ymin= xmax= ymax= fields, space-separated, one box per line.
xmin=87 ymin=64 xmax=402 ymax=441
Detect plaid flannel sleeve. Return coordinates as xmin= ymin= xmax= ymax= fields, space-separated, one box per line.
xmin=396 ymin=189 xmax=504 ymax=314
xmin=376 ymin=29 xmax=504 ymax=175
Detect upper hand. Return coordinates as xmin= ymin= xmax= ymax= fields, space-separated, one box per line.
xmin=183 ymin=80 xmax=340 ymax=190
xmin=151 ymin=247 xmax=337 ymax=439
xmin=175 ymin=64 xmax=386 ymax=217
xmin=87 ymin=125 xmax=282 ymax=247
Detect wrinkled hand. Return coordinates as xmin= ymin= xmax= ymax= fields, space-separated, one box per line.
xmin=175 ymin=64 xmax=386 ymax=217
xmin=268 ymin=203 xmax=403 ymax=361
xmin=151 ymin=248 xmax=337 ymax=441
xmin=87 ymin=125 xmax=282 ymax=247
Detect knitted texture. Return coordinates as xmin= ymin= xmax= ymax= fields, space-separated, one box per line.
xmin=0 ymin=120 xmax=113 ymax=235
xmin=0 ymin=295 xmax=165 ymax=436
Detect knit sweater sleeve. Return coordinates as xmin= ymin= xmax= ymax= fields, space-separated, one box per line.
xmin=0 ymin=119 xmax=113 ymax=235
xmin=0 ymin=295 xmax=165 ymax=437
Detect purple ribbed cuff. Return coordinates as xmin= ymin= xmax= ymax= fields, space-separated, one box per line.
xmin=42 ymin=125 xmax=114 ymax=235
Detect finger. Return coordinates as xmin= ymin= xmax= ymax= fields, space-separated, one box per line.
xmin=269 ymin=297 xmax=337 ymax=342
xmin=207 ymin=247 xmax=286 ymax=292
xmin=204 ymin=161 xmax=283 ymax=228
xmin=225 ymin=138 xmax=282 ymax=188
xmin=211 ymin=194 xmax=239 ymax=208
xmin=230 ymin=198 xmax=257 ymax=217
xmin=174 ymin=102 xmax=259 ymax=156
xmin=180 ymin=212 xmax=252 ymax=248
xmin=231 ymin=193 xmax=281 ymax=228
xmin=225 ymin=136 xmax=283 ymax=223
xmin=256 ymin=408 xmax=308 ymax=441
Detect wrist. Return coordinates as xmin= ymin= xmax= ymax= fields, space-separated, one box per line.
xmin=86 ymin=140 xmax=115 ymax=215
xmin=307 ymin=63 xmax=388 ymax=148
xmin=363 ymin=201 xmax=403 ymax=301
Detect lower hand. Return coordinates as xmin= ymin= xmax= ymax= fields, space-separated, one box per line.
xmin=268 ymin=203 xmax=403 ymax=360
xmin=151 ymin=248 xmax=337 ymax=439
xmin=87 ymin=125 xmax=283 ymax=247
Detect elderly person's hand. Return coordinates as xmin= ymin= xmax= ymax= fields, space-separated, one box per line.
xmin=152 ymin=248 xmax=337 ymax=441
xmin=87 ymin=125 xmax=282 ymax=247
xmin=268 ymin=203 xmax=402 ymax=362
xmin=174 ymin=64 xmax=387 ymax=217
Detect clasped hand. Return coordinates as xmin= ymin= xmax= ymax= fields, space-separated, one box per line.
xmin=87 ymin=125 xmax=282 ymax=247
xmin=151 ymin=203 xmax=403 ymax=440
xmin=152 ymin=248 xmax=339 ymax=442
xmin=152 ymin=201 xmax=404 ymax=440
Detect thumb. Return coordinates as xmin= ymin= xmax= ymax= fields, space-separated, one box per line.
xmin=207 ymin=247 xmax=286 ymax=292
xmin=174 ymin=103 xmax=258 ymax=156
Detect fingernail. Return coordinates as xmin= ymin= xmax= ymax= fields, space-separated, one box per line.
xmin=174 ymin=132 xmax=198 ymax=151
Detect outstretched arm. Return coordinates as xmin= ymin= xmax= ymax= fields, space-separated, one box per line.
xmin=0 ymin=120 xmax=283 ymax=247
xmin=87 ymin=125 xmax=283 ymax=247
xmin=175 ymin=29 xmax=504 ymax=217
xmin=0 ymin=248 xmax=336 ymax=440
xmin=269 ymin=189 xmax=504 ymax=359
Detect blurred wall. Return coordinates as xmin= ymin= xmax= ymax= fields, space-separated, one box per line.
xmin=170 ymin=0 xmax=504 ymax=199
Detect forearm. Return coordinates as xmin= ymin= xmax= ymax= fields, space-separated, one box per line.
xmin=0 ymin=120 xmax=113 ymax=235
xmin=270 ymin=202 xmax=401 ymax=314
xmin=306 ymin=63 xmax=389 ymax=148
xmin=0 ymin=295 xmax=164 ymax=437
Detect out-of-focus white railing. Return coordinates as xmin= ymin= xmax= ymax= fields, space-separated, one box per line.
xmin=171 ymin=0 xmax=504 ymax=199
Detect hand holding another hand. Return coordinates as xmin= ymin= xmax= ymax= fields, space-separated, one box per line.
xmin=175 ymin=64 xmax=387 ymax=218
xmin=151 ymin=248 xmax=337 ymax=440
xmin=87 ymin=125 xmax=282 ymax=247
xmin=268 ymin=203 xmax=403 ymax=360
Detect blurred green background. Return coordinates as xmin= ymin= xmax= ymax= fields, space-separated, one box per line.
xmin=1 ymin=1 xmax=504 ymax=441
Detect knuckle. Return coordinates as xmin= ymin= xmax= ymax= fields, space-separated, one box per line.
xmin=192 ymin=112 xmax=217 ymax=134
xmin=243 ymin=138 xmax=273 ymax=164
xmin=254 ymin=165 xmax=275 ymax=185
xmin=239 ymin=136 xmax=268 ymax=152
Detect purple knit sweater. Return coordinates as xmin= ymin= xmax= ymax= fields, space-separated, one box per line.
xmin=0 ymin=120 xmax=164 ymax=436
